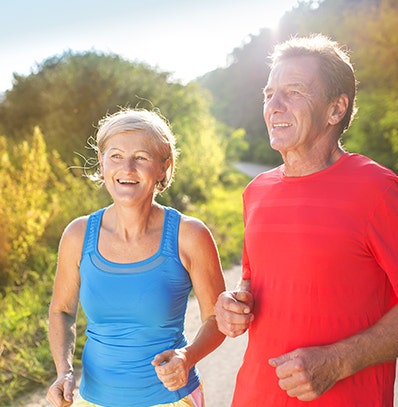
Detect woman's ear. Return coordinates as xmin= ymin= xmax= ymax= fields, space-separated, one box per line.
xmin=328 ymin=94 xmax=349 ymax=125
xmin=157 ymin=158 xmax=171 ymax=185
xmin=98 ymin=151 xmax=104 ymax=174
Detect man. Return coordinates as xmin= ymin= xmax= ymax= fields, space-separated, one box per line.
xmin=215 ymin=34 xmax=398 ymax=406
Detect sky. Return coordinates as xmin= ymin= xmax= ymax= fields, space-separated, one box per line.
xmin=0 ymin=0 xmax=300 ymax=93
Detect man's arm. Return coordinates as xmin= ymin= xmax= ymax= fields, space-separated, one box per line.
xmin=269 ymin=304 xmax=398 ymax=401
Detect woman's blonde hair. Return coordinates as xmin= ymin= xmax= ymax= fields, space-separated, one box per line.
xmin=88 ymin=108 xmax=178 ymax=194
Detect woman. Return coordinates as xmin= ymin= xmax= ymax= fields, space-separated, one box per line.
xmin=46 ymin=108 xmax=226 ymax=407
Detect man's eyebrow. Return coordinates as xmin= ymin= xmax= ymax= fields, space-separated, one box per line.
xmin=286 ymin=82 xmax=306 ymax=89
xmin=263 ymin=82 xmax=307 ymax=93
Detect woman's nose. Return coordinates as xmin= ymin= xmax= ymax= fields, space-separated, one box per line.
xmin=124 ymin=158 xmax=136 ymax=172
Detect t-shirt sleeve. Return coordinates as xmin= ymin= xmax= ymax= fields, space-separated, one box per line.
xmin=366 ymin=178 xmax=398 ymax=296
xmin=242 ymin=239 xmax=251 ymax=280
xmin=242 ymin=192 xmax=251 ymax=280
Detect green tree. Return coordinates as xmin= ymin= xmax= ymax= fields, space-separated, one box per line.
xmin=223 ymin=127 xmax=249 ymax=163
xmin=0 ymin=52 xmax=175 ymax=162
xmin=344 ymin=90 xmax=398 ymax=172
xmin=340 ymin=0 xmax=398 ymax=91
xmin=199 ymin=0 xmax=398 ymax=171
xmin=156 ymin=83 xmax=226 ymax=207
xmin=0 ymin=51 xmax=227 ymax=209
xmin=198 ymin=28 xmax=281 ymax=166
xmin=42 ymin=151 xmax=109 ymax=248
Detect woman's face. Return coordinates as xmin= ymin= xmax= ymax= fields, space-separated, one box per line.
xmin=99 ymin=131 xmax=167 ymax=204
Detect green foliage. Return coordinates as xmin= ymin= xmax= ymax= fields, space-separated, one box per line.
xmin=338 ymin=0 xmax=398 ymax=92
xmin=187 ymin=169 xmax=249 ymax=269
xmin=43 ymin=152 xmax=110 ymax=248
xmin=198 ymin=28 xmax=281 ymax=166
xmin=217 ymin=124 xmax=250 ymax=163
xmin=198 ymin=0 xmax=398 ymax=172
xmin=153 ymin=82 xmax=227 ymax=208
xmin=344 ymin=90 xmax=398 ymax=171
xmin=287 ymin=0 xmax=397 ymax=93
xmin=0 ymin=129 xmax=54 ymax=287
xmin=0 ymin=51 xmax=227 ymax=210
xmin=0 ymin=52 xmax=171 ymax=163
xmin=0 ymin=255 xmax=55 ymax=405
xmin=0 ymin=129 xmax=103 ymax=404
xmin=0 ymin=250 xmax=87 ymax=406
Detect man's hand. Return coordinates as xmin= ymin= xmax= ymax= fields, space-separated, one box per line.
xmin=269 ymin=345 xmax=342 ymax=401
xmin=215 ymin=290 xmax=254 ymax=337
xmin=46 ymin=371 xmax=75 ymax=407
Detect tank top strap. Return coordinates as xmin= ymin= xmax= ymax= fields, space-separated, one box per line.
xmin=161 ymin=207 xmax=181 ymax=259
xmin=82 ymin=208 xmax=105 ymax=257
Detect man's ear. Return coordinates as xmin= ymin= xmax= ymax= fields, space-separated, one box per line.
xmin=328 ymin=94 xmax=349 ymax=125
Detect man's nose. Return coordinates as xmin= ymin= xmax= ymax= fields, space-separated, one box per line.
xmin=265 ymin=91 xmax=286 ymax=114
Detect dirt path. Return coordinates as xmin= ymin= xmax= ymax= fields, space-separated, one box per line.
xmin=185 ymin=266 xmax=247 ymax=406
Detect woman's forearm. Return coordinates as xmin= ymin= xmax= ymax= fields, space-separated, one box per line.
xmin=48 ymin=311 xmax=77 ymax=376
xmin=184 ymin=315 xmax=225 ymax=369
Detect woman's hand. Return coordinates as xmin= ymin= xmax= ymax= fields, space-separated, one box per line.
xmin=152 ymin=349 xmax=190 ymax=391
xmin=46 ymin=371 xmax=75 ymax=407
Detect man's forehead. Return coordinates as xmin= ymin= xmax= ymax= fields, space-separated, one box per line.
xmin=266 ymin=57 xmax=321 ymax=87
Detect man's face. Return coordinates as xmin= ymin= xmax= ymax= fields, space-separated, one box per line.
xmin=263 ymin=56 xmax=334 ymax=156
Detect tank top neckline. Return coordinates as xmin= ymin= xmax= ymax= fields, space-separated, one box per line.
xmin=93 ymin=206 xmax=170 ymax=269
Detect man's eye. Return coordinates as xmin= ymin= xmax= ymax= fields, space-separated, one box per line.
xmin=264 ymin=93 xmax=272 ymax=102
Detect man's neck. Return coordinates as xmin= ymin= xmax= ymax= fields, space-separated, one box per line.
xmin=282 ymin=146 xmax=345 ymax=177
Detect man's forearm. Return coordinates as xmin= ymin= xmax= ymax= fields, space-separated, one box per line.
xmin=237 ymin=278 xmax=252 ymax=292
xmin=334 ymin=304 xmax=398 ymax=381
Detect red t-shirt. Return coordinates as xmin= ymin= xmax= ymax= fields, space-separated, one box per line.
xmin=233 ymin=153 xmax=398 ymax=406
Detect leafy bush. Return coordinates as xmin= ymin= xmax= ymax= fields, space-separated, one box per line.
xmin=0 ymin=129 xmax=54 ymax=288
xmin=0 ymin=130 xmax=100 ymax=404
xmin=187 ymin=169 xmax=249 ymax=269
xmin=0 ymin=256 xmax=87 ymax=405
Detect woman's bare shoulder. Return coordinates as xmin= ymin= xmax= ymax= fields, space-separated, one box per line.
xmin=60 ymin=215 xmax=90 ymax=249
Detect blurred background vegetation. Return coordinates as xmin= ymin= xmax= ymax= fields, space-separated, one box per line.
xmin=1 ymin=0 xmax=397 ymax=404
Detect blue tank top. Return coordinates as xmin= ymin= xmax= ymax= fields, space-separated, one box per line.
xmin=78 ymin=206 xmax=200 ymax=407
